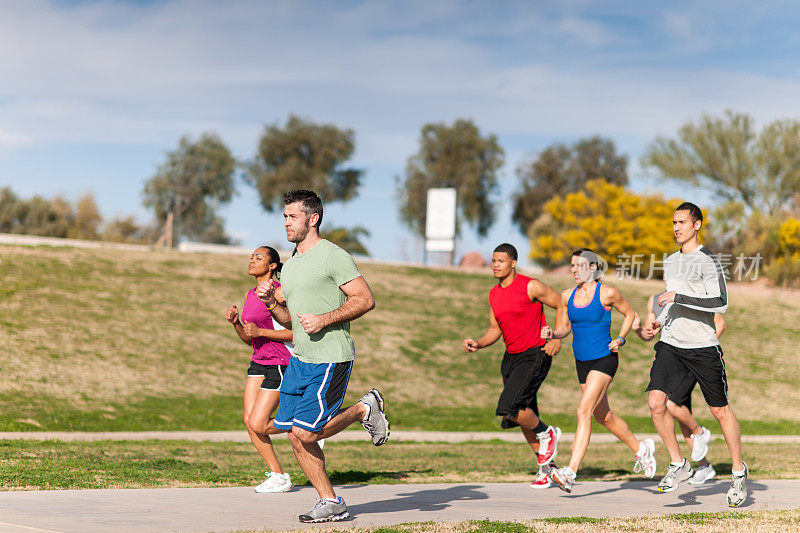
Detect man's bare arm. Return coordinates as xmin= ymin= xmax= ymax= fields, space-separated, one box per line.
xmin=295 ymin=276 xmax=375 ymax=334
xmin=463 ymin=305 xmax=502 ymax=352
xmin=321 ymin=276 xmax=375 ymax=326
xmin=529 ymin=279 xmax=563 ymax=356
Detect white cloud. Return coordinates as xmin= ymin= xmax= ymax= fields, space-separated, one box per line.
xmin=1 ymin=1 xmax=800 ymax=173
xmin=0 ymin=129 xmax=33 ymax=150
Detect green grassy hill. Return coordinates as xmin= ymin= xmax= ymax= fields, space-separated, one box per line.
xmin=1 ymin=244 xmax=798 ymax=434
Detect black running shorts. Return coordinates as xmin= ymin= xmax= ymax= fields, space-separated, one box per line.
xmin=646 ymin=341 xmax=728 ymax=408
xmin=575 ymin=352 xmax=619 ymax=384
xmin=668 ymin=372 xmax=697 ymax=412
xmin=496 ymin=345 xmax=552 ymax=428
xmin=247 ymin=361 xmax=288 ymax=391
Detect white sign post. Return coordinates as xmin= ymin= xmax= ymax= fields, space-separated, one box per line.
xmin=425 ymin=188 xmax=457 ymax=264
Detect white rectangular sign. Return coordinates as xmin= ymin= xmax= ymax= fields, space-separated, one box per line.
xmin=425 ymin=188 xmax=457 ymax=241
xmin=425 ymin=238 xmax=455 ymax=252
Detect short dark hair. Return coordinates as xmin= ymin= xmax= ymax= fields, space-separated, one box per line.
xmin=493 ymin=243 xmax=518 ymax=261
xmin=283 ymin=189 xmax=323 ymax=229
xmin=676 ymin=202 xmax=703 ymax=225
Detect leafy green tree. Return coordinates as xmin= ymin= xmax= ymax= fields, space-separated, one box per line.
xmin=321 ymin=226 xmax=370 ymax=256
xmin=245 ymin=115 xmax=362 ymax=211
xmin=512 ymin=136 xmax=628 ymax=234
xmin=642 ymin=110 xmax=800 ymax=214
xmin=0 ymin=188 xmax=72 ymax=238
xmin=142 ymin=132 xmax=236 ymax=246
xmin=397 ymin=119 xmax=504 ymax=237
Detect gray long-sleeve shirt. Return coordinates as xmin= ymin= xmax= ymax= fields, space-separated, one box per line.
xmin=657 ymin=245 xmax=728 ymax=349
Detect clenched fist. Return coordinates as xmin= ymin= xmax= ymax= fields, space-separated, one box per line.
xmin=462 ymin=338 xmax=479 ymax=352
xmin=242 ymin=321 xmax=261 ymax=338
xmin=224 ymin=305 xmax=239 ymax=324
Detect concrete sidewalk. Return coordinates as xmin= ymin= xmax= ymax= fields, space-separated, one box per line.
xmin=2 ymin=430 xmax=799 ymax=444
xmin=1 ymin=480 xmax=797 ymax=533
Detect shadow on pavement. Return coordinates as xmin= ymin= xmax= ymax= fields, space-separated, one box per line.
xmin=664 ymin=479 xmax=768 ymax=509
xmin=345 ymin=485 xmax=489 ymax=516
xmin=329 ymin=470 xmax=433 ymax=484
xmin=567 ymin=479 xmax=656 ymax=498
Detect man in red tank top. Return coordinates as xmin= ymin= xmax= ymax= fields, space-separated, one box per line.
xmin=462 ymin=243 xmax=564 ymax=489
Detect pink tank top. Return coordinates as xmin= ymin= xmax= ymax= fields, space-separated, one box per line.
xmin=241 ymin=285 xmax=292 ymax=365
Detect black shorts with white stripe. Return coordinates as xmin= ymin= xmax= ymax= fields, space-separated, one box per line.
xmin=247 ymin=361 xmax=288 ymax=391
xmin=646 ymin=341 xmax=728 ymax=407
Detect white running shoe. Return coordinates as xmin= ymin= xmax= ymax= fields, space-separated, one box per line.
xmin=254 ymin=471 xmax=292 ymax=493
xmin=550 ymin=466 xmax=576 ymax=493
xmin=690 ymin=426 xmax=711 ymax=462
xmin=689 ymin=463 xmax=716 ymax=485
xmin=633 ymin=438 xmax=657 ymax=478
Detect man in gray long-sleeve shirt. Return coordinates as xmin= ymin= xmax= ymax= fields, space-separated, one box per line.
xmin=644 ymin=202 xmax=747 ymax=507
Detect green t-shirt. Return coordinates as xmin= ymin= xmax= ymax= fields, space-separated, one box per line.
xmin=280 ymin=239 xmax=362 ymax=363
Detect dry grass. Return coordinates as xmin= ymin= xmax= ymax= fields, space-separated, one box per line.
xmin=258 ymin=509 xmax=800 ymax=533
xmin=2 ymin=244 xmax=800 ymax=426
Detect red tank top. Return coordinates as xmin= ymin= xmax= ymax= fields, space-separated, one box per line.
xmin=489 ymin=273 xmax=547 ymax=354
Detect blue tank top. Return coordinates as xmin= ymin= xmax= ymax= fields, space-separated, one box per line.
xmin=567 ymin=283 xmax=612 ymax=361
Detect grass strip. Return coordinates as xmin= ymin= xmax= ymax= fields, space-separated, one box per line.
xmin=2 ymin=439 xmax=797 ymax=490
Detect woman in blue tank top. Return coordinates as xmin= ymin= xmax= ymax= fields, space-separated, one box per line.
xmin=540 ymin=249 xmax=656 ymax=493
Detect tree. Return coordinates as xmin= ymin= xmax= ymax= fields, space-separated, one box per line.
xmin=530 ymin=179 xmax=680 ymax=268
xmin=142 ymin=132 xmax=236 ymax=246
xmin=321 ymin=226 xmax=370 ymax=256
xmin=102 ymin=215 xmax=154 ymax=244
xmin=642 ymin=110 xmax=800 ymax=214
xmin=69 ymin=194 xmax=102 ymax=240
xmin=512 ymin=136 xmax=628 ymax=234
xmin=397 ymin=119 xmax=504 ymax=238
xmin=0 ymin=187 xmax=24 ymax=233
xmin=245 ymin=115 xmax=362 ymax=211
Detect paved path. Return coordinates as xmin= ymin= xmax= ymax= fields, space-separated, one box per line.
xmin=1 ymin=480 xmax=798 ymax=533
xmin=2 ymin=430 xmax=799 ymax=444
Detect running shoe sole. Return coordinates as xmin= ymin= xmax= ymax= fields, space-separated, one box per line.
xmin=550 ymin=468 xmax=573 ymax=494
xmin=365 ymin=388 xmax=390 ymax=446
xmin=299 ymin=511 xmax=350 ymax=523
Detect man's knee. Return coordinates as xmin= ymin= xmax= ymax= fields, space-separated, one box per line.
xmin=291 ymin=427 xmax=319 ymax=446
xmin=648 ymin=391 xmax=668 ymax=415
xmin=709 ymin=404 xmax=732 ymax=420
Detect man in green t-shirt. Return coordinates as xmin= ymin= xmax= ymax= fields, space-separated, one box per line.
xmin=256 ymin=189 xmax=389 ymax=523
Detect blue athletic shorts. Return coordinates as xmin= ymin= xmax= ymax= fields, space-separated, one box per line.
xmin=273 ymin=358 xmax=353 ymax=432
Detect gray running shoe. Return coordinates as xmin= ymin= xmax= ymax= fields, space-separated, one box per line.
xmin=727 ymin=462 xmax=748 ymax=507
xmin=360 ymin=388 xmax=390 ymax=446
xmin=657 ymin=459 xmax=692 ymax=492
xmin=298 ymin=497 xmax=349 ymax=523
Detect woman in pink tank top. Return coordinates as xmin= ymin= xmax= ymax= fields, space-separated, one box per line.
xmin=224 ymin=246 xmax=294 ymax=493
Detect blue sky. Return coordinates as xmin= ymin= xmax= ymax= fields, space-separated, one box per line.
xmin=2 ymin=0 xmax=800 ymax=263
